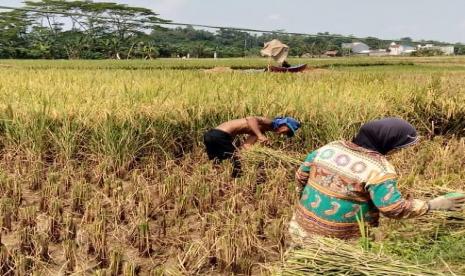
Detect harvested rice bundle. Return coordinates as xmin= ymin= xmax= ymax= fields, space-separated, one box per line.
xmin=242 ymin=146 xmax=303 ymax=167
xmin=277 ymin=237 xmax=445 ymax=276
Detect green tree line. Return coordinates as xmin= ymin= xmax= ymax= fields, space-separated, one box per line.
xmin=1 ymin=0 xmax=465 ymax=59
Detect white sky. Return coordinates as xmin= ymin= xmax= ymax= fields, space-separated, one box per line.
xmin=2 ymin=0 xmax=465 ymax=43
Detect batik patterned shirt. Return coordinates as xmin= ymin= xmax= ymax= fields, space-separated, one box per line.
xmin=294 ymin=141 xmax=428 ymax=239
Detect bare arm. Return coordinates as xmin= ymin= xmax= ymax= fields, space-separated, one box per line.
xmin=242 ymin=135 xmax=258 ymax=149
xmin=245 ymin=117 xmax=271 ymax=142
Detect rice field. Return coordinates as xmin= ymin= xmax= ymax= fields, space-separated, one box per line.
xmin=1 ymin=57 xmax=465 ymax=275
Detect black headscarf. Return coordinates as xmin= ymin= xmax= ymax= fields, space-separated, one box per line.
xmin=352 ymin=118 xmax=418 ymax=155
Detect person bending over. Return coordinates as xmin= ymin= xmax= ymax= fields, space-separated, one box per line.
xmin=290 ymin=117 xmax=465 ymax=243
xmin=204 ymin=116 xmax=301 ymax=178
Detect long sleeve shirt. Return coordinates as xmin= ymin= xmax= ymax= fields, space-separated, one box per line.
xmin=294 ymin=141 xmax=428 ymax=239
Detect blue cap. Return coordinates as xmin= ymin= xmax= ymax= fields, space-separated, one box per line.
xmin=272 ymin=117 xmax=301 ymax=137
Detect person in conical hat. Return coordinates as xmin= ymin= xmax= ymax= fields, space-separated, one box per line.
xmin=261 ymin=39 xmax=290 ymax=66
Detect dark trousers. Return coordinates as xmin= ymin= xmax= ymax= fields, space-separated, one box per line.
xmin=203 ymin=129 xmax=242 ymax=178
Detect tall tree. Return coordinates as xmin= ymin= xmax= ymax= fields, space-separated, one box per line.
xmin=23 ymin=0 xmax=168 ymax=59
xmin=0 ymin=10 xmax=32 ymax=58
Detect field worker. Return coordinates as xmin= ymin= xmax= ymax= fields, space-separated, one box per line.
xmin=290 ymin=117 xmax=465 ymax=242
xmin=204 ymin=116 xmax=301 ymax=178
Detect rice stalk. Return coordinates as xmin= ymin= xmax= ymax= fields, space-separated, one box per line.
xmin=277 ymin=237 xmax=445 ymax=276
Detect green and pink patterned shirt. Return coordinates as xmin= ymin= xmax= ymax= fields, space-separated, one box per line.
xmin=294 ymin=141 xmax=428 ymax=239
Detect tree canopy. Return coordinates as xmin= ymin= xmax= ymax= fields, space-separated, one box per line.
xmin=1 ymin=0 xmax=463 ymax=59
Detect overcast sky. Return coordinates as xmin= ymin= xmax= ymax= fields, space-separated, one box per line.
xmin=3 ymin=0 xmax=465 ymax=43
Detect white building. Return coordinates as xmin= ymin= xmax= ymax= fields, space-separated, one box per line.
xmin=389 ymin=42 xmax=402 ymax=55
xmin=417 ymin=44 xmax=455 ymax=55
xmin=439 ymin=46 xmax=455 ymax=55
xmin=369 ymin=49 xmax=388 ymax=56
xmin=341 ymin=42 xmax=370 ymax=54
xmin=389 ymin=42 xmax=416 ymax=55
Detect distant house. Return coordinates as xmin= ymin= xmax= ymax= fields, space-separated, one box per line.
xmin=369 ymin=49 xmax=388 ymax=57
xmin=417 ymin=44 xmax=455 ymax=55
xmin=402 ymin=45 xmax=416 ymax=54
xmin=410 ymin=44 xmax=455 ymax=55
xmin=440 ymin=46 xmax=455 ymax=55
xmin=341 ymin=42 xmax=370 ymax=54
xmin=389 ymin=42 xmax=416 ymax=55
xmin=389 ymin=42 xmax=402 ymax=55
xmin=323 ymin=50 xmax=338 ymax=57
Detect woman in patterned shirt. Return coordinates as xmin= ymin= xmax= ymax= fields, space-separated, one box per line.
xmin=290 ymin=117 xmax=465 ymax=242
